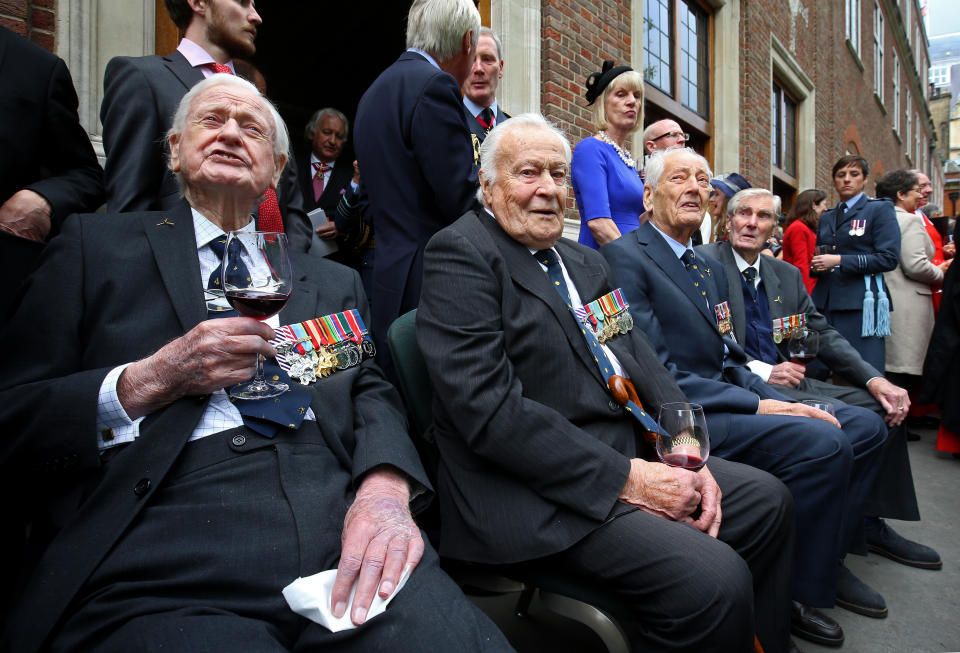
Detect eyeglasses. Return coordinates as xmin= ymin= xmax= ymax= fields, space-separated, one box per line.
xmin=651 ymin=131 xmax=689 ymax=142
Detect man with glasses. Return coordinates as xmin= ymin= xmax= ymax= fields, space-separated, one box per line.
xmin=642 ymin=119 xmax=689 ymax=154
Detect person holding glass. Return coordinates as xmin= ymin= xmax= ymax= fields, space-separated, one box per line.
xmin=572 ymin=60 xmax=645 ymax=249
xmin=0 ymin=74 xmax=512 ymax=653
xmin=782 ymin=188 xmax=827 ymax=294
xmin=875 ymin=170 xmax=950 ymax=385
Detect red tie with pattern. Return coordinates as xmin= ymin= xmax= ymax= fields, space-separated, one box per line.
xmin=206 ymin=62 xmax=285 ymax=233
xmin=312 ymin=161 xmax=332 ymax=202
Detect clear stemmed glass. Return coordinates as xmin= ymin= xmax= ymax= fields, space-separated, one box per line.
xmin=788 ymin=328 xmax=819 ymax=366
xmin=222 ymin=230 xmax=292 ymax=399
xmin=656 ymin=402 xmax=710 ymax=471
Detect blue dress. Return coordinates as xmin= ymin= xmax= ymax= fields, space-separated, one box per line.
xmin=572 ymin=137 xmax=645 ymax=249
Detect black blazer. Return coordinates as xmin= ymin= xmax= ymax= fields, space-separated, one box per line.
xmin=697 ymin=241 xmax=881 ymax=387
xmin=297 ymin=155 xmax=355 ymax=215
xmin=99 ymin=50 xmax=312 ymax=250
xmin=354 ymin=50 xmax=479 ymax=342
xmin=0 ymin=201 xmax=426 ymax=652
xmin=416 ymin=211 xmax=686 ymax=564
xmin=461 ymin=102 xmax=510 ymax=144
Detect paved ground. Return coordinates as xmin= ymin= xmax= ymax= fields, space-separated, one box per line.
xmin=467 ymin=426 xmax=960 ymax=652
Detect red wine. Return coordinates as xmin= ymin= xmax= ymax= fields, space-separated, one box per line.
xmin=661 ymin=452 xmax=705 ymax=471
xmin=790 ymin=354 xmax=816 ymax=363
xmin=225 ymin=291 xmax=289 ymax=319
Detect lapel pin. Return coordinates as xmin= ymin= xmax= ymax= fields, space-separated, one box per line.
xmin=774 ymin=296 xmax=783 ymax=303
xmin=156 ymin=217 xmax=175 ymax=227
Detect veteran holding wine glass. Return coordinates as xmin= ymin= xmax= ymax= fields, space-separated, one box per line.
xmin=0 ymin=74 xmax=511 ymax=652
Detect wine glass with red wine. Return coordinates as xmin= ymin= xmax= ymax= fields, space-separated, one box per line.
xmin=222 ymin=230 xmax=292 ymax=399
xmin=656 ymin=402 xmax=709 ymax=472
xmin=788 ymin=328 xmax=819 ymax=366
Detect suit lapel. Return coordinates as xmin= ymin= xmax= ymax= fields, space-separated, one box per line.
xmin=636 ymin=224 xmax=714 ymax=327
xmin=758 ymin=257 xmax=785 ymax=319
xmin=144 ymin=202 xmax=207 ymax=333
xmin=836 ymin=194 xmax=866 ymax=230
xmin=712 ymin=243 xmax=748 ymax=344
xmin=281 ymin=251 xmax=319 ymax=324
xmin=163 ymin=50 xmax=204 ymax=92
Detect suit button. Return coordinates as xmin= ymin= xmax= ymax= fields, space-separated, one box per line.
xmin=232 ymin=434 xmax=246 ymax=447
xmin=133 ymin=478 xmax=151 ymax=497
xmin=608 ymin=399 xmax=620 ymax=412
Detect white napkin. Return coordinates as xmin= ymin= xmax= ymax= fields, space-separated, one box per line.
xmin=282 ymin=566 xmax=411 ymax=632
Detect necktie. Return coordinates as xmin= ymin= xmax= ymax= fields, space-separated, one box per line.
xmin=835 ymin=201 xmax=846 ymax=229
xmin=312 ymin=161 xmax=332 ymax=202
xmin=741 ymin=267 xmax=758 ymax=302
xmin=204 ymin=237 xmax=309 ymax=437
xmin=477 ymin=107 xmax=494 ymax=130
xmin=680 ymin=249 xmax=708 ymax=300
xmin=533 ymin=249 xmax=662 ymax=437
xmin=204 ymin=62 xmax=285 ymax=233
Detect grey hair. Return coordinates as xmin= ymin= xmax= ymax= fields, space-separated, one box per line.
xmin=921 ymin=203 xmax=941 ymax=218
xmin=476 ymin=113 xmax=572 ymax=206
xmin=479 ymin=26 xmax=503 ymax=60
xmin=644 ymin=147 xmax=713 ymax=191
xmin=167 ymin=74 xmax=289 ymax=189
xmin=406 ymin=0 xmax=481 ymax=62
xmin=727 ymin=188 xmax=781 ymax=217
xmin=304 ymin=107 xmax=349 ymax=142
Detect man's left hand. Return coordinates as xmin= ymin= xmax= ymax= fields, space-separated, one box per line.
xmin=687 ymin=465 xmax=722 ymax=537
xmin=866 ymin=376 xmax=911 ymax=426
xmin=0 ymin=189 xmax=53 ymax=242
xmin=767 ymin=361 xmax=806 ymax=387
xmin=331 ymin=465 xmax=423 ymax=625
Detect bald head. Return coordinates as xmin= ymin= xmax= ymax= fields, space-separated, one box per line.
xmin=643 ymin=119 xmax=687 ymax=154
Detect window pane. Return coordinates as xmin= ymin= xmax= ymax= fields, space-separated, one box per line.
xmin=784 ymin=95 xmax=797 ymax=176
xmin=644 ymin=0 xmax=674 ymax=96
xmin=679 ymin=0 xmax=709 ymax=117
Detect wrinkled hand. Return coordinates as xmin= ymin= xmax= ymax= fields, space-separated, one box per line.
xmin=767 ymin=362 xmax=806 ymax=387
xmin=938 ymin=259 xmax=952 ymax=272
xmin=811 ymin=253 xmax=841 ymax=272
xmin=315 ymin=221 xmax=340 ymax=240
xmin=619 ymin=458 xmax=703 ymax=521
xmin=332 ymin=466 xmax=423 ymax=625
xmin=0 ymin=189 xmax=53 ymax=242
xmin=758 ymin=398 xmax=841 ymax=428
xmin=690 ymin=465 xmax=722 ymax=537
xmin=117 ymin=317 xmax=275 ymax=419
xmin=866 ymin=377 xmax=911 ymax=426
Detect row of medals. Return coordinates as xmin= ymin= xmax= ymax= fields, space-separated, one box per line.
xmin=773 ymin=325 xmax=807 ymax=344
xmin=277 ymin=337 xmax=376 ymax=384
xmin=594 ymin=310 xmax=634 ymax=344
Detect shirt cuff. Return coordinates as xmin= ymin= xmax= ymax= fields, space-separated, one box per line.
xmin=96 ymin=363 xmax=145 ymax=449
xmin=746 ymin=359 xmax=774 ymax=382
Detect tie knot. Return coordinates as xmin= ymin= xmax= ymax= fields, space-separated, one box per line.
xmin=207 ymin=236 xmax=241 ymax=262
xmin=534 ymin=249 xmax=561 ymax=269
xmin=681 ymin=249 xmax=696 ymax=268
xmin=742 ymin=267 xmax=757 ymax=283
xmin=208 ymin=62 xmax=233 ymax=75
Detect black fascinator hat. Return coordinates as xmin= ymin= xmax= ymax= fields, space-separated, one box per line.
xmin=584 ymin=60 xmax=633 ymax=105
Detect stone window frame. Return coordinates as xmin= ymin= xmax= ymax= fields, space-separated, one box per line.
xmin=769 ymin=36 xmax=816 ymax=194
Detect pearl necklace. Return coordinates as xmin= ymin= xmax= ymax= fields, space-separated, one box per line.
xmin=597 ymin=131 xmax=636 ymax=169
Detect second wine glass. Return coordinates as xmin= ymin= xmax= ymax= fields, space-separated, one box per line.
xmin=656 ymin=402 xmax=709 ymax=471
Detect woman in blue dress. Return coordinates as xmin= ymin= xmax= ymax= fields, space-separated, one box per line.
xmin=572 ymin=60 xmax=645 ymax=249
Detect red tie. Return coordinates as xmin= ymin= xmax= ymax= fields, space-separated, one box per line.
xmin=204 ymin=62 xmax=285 ymax=233
xmin=312 ymin=161 xmax=332 ymax=202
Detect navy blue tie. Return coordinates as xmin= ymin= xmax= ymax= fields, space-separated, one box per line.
xmin=742 ymin=267 xmax=758 ymax=302
xmin=680 ymin=249 xmax=707 ymax=300
xmin=533 ymin=249 xmax=662 ymax=437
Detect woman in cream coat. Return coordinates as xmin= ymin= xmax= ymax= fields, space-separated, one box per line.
xmin=876 ymin=170 xmax=949 ymax=376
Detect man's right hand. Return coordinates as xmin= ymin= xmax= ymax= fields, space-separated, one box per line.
xmin=117 ymin=317 xmax=276 ymax=419
xmin=619 ymin=458 xmax=703 ymax=521
xmin=758 ymin=398 xmax=841 ymax=428
xmin=767 ymin=361 xmax=806 ymax=387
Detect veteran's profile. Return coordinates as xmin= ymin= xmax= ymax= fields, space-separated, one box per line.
xmin=0 ymin=74 xmax=510 ymax=653
xmin=416 ymin=113 xmax=797 ymax=653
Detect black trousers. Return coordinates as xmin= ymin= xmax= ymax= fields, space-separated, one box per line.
xmin=537 ymin=457 xmax=795 ymax=653
xmin=51 ymin=426 xmax=512 ymax=653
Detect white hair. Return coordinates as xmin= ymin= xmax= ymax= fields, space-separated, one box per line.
xmin=476 ymin=113 xmax=572 ymax=206
xmin=644 ymin=147 xmax=713 ymax=191
xmin=480 ymin=26 xmax=503 ymax=60
xmin=406 ymin=0 xmax=481 ymax=62
xmin=305 ymin=107 xmax=348 ymax=142
xmin=727 ymin=188 xmax=781 ymax=217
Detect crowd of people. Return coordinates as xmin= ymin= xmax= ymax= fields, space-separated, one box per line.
xmin=0 ymin=0 xmax=956 ymax=652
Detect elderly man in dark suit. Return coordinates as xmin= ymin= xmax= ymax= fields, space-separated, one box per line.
xmin=462 ymin=27 xmax=509 ymax=147
xmin=0 ymin=26 xmax=104 ymax=317
xmin=0 ymin=74 xmax=509 ymax=653
xmin=354 ymin=0 xmax=481 ymax=375
xmin=602 ymin=148 xmax=887 ymax=648
xmin=100 ymin=0 xmax=311 ymax=249
xmin=417 ymin=113 xmax=796 ymax=653
xmin=697 ymin=188 xmax=941 ymax=586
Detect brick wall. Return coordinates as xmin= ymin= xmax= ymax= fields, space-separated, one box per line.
xmin=0 ymin=0 xmax=56 ymax=52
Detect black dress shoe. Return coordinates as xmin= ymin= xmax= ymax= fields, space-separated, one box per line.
xmin=865 ymin=519 xmax=942 ymax=570
xmin=835 ymin=563 xmax=887 ymax=618
xmin=791 ymin=601 xmax=843 ymax=646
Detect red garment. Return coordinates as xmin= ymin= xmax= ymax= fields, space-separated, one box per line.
xmin=782 ymin=220 xmax=817 ymax=294
xmin=935 ymin=424 xmax=960 ymax=454
xmin=920 ymin=212 xmax=944 ymax=313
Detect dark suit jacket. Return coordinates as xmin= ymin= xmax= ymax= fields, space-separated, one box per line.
xmin=811 ymin=194 xmax=900 ymax=312
xmin=99 ymin=50 xmax=312 ymax=250
xmin=602 ymin=223 xmax=792 ymax=432
xmin=461 ymin=102 xmax=509 ymax=143
xmin=297 ymin=155 xmax=355 ymax=215
xmin=0 ymin=201 xmax=427 ymax=652
xmin=354 ymin=51 xmax=479 ymax=342
xmin=0 ymin=27 xmax=103 ymax=233
xmin=416 ymin=211 xmax=686 ymax=564
xmin=698 ymin=241 xmax=881 ymax=387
